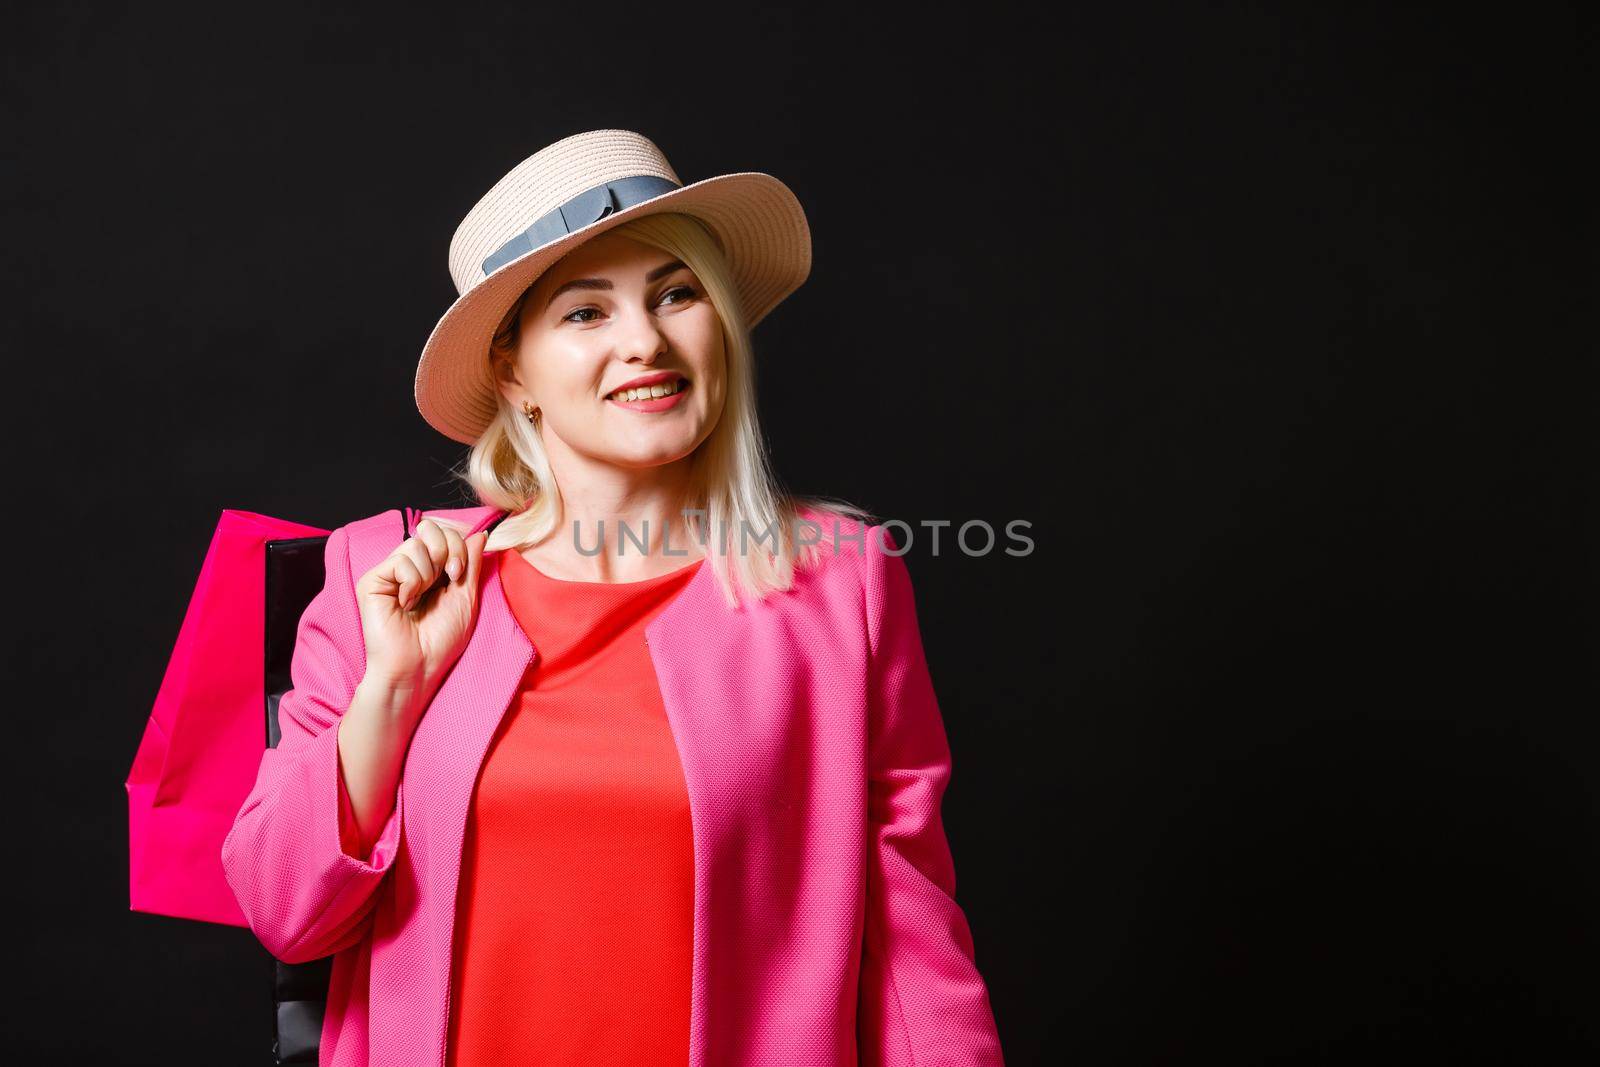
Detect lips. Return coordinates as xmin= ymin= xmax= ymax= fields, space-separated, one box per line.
xmin=604 ymin=371 xmax=689 ymax=402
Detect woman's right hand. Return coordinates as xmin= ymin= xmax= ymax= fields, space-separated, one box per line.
xmin=353 ymin=517 xmax=488 ymax=718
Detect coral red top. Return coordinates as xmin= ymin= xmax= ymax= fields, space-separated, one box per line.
xmin=445 ymin=547 xmax=704 ymax=1067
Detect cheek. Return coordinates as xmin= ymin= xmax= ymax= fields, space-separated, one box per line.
xmin=527 ymin=340 xmax=606 ymax=398
xmin=682 ymin=314 xmax=726 ymax=380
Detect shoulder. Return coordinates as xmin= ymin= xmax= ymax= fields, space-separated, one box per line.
xmin=789 ymin=503 xmax=910 ymax=621
xmin=414 ymin=504 xmax=501 ymax=539
xmin=793 ymin=502 xmax=901 ymax=568
xmin=791 ymin=504 xmax=926 ymax=660
xmin=335 ymin=504 xmax=501 ymax=574
xmin=340 ymin=503 xmax=500 ymax=539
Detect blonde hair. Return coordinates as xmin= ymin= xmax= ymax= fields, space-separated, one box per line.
xmin=447 ymin=211 xmax=872 ymax=608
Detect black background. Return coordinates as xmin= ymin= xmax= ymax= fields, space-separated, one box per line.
xmin=7 ymin=3 xmax=1593 ymax=1064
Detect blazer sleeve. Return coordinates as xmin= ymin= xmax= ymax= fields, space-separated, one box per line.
xmin=857 ymin=525 xmax=1005 ymax=1065
xmin=220 ymin=522 xmax=405 ymax=965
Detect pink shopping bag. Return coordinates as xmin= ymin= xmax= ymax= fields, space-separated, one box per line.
xmin=125 ymin=508 xmax=331 ymax=927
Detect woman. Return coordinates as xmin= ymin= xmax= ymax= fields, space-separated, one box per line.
xmin=222 ymin=129 xmax=1004 ymax=1066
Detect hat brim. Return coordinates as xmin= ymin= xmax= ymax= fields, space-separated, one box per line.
xmin=414 ymin=171 xmax=811 ymax=446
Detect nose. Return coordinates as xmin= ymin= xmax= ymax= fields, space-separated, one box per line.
xmin=614 ymin=302 xmax=669 ymax=364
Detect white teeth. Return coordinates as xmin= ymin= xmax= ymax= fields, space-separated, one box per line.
xmin=610 ymin=379 xmax=685 ymax=402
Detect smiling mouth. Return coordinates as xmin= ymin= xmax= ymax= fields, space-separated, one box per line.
xmin=606 ymin=376 xmax=691 ymax=403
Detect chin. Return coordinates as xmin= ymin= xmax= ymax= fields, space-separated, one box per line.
xmin=606 ymin=442 xmax=700 ymax=469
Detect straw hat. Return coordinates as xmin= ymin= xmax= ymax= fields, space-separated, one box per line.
xmin=413 ymin=128 xmax=812 ymax=445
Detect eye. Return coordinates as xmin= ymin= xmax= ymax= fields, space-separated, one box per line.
xmin=659 ymin=284 xmax=697 ymax=306
xmin=562 ymin=306 xmax=601 ymax=324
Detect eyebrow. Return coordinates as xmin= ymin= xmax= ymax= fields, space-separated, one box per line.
xmin=543 ymin=259 xmax=690 ymax=311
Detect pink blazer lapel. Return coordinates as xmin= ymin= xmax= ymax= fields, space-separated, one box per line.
xmin=397 ymin=535 xmax=534 ymax=1029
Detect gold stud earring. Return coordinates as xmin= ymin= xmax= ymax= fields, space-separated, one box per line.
xmin=522 ymin=400 xmax=541 ymax=426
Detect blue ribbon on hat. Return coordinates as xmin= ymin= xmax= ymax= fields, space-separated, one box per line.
xmin=480 ymin=174 xmax=682 ymax=276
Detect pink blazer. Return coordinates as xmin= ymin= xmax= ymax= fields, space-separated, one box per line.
xmin=221 ymin=504 xmax=1005 ymax=1066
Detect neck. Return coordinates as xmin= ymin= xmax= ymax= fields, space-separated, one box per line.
xmin=530 ymin=449 xmax=706 ymax=581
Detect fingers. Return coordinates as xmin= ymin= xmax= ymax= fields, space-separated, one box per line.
xmin=392 ymin=554 xmax=425 ymax=612
xmin=394 ymin=519 xmax=476 ymax=611
xmin=438 ymin=522 xmax=468 ymax=582
xmin=399 ymin=520 xmax=459 ymax=584
xmin=463 ymin=529 xmax=487 ymax=589
xmin=408 ymin=519 xmax=449 ymax=583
